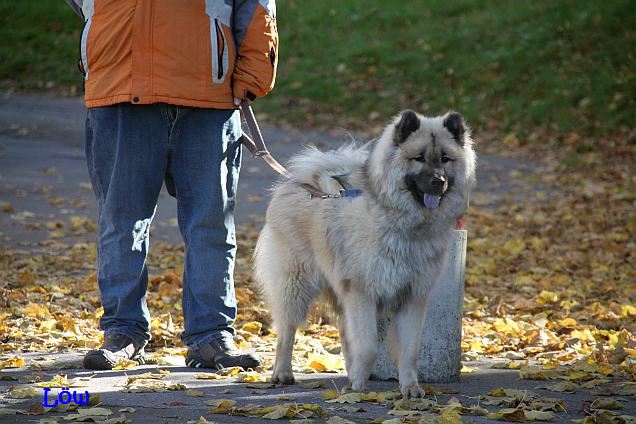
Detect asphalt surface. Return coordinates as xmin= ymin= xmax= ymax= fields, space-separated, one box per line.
xmin=1 ymin=94 xmax=633 ymax=423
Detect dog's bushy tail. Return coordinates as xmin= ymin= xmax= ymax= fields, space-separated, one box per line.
xmin=286 ymin=144 xmax=368 ymax=187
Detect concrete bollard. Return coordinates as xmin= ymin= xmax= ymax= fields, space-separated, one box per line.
xmin=372 ymin=229 xmax=467 ymax=383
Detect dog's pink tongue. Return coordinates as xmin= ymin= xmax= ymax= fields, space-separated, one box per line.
xmin=423 ymin=193 xmax=441 ymax=209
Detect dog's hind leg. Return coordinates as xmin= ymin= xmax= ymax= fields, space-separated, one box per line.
xmin=256 ymin=228 xmax=318 ymax=384
xmin=340 ymin=291 xmax=377 ymax=392
xmin=269 ymin=275 xmax=317 ymax=384
xmin=388 ymin=296 xmax=427 ymax=398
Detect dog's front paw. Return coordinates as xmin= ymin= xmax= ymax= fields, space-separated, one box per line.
xmin=400 ymin=383 xmax=424 ymax=399
xmin=347 ymin=380 xmax=367 ymax=392
xmin=271 ymin=370 xmax=295 ymax=385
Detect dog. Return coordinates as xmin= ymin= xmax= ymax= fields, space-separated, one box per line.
xmin=254 ymin=110 xmax=476 ymax=397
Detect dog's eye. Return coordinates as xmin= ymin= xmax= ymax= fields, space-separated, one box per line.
xmin=413 ymin=155 xmax=425 ymax=162
xmin=441 ymin=155 xmax=454 ymax=163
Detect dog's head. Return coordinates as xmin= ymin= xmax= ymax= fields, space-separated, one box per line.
xmin=395 ymin=110 xmax=470 ymax=209
xmin=369 ymin=109 xmax=476 ymax=217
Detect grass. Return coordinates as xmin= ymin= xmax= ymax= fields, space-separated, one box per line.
xmin=0 ymin=2 xmax=83 ymax=95
xmin=261 ymin=0 xmax=635 ymax=135
xmin=1 ymin=0 xmax=634 ymax=136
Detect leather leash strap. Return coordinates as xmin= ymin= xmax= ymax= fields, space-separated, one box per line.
xmin=239 ymin=101 xmax=353 ymax=199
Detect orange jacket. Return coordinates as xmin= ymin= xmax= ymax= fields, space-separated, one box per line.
xmin=74 ymin=0 xmax=278 ymax=109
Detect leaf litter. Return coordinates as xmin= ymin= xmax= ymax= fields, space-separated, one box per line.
xmin=0 ymin=130 xmax=634 ymax=421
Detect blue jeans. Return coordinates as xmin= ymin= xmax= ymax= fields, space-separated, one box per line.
xmin=85 ymin=103 xmax=242 ymax=350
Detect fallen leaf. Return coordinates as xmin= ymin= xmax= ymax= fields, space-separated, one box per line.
xmin=7 ymin=386 xmax=36 ymax=399
xmin=0 ymin=356 xmax=25 ymax=369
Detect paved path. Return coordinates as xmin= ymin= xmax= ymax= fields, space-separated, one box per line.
xmin=0 ymin=352 xmax=596 ymax=424
xmin=1 ymin=94 xmax=627 ymax=423
xmin=0 ymin=94 xmax=534 ymax=247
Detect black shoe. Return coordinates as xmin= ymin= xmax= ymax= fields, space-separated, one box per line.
xmin=186 ymin=335 xmax=260 ymax=370
xmin=83 ymin=333 xmax=146 ymax=370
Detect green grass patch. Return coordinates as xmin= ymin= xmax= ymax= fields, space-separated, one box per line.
xmin=261 ymin=0 xmax=635 ymax=134
xmin=2 ymin=0 xmax=634 ymax=136
xmin=0 ymin=2 xmax=83 ymax=94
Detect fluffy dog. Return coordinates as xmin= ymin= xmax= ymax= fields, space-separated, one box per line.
xmin=255 ymin=110 xmax=476 ymax=397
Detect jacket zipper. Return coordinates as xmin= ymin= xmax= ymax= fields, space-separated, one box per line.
xmin=214 ymin=18 xmax=225 ymax=80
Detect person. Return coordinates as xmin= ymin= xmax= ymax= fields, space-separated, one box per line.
xmin=64 ymin=0 xmax=278 ymax=370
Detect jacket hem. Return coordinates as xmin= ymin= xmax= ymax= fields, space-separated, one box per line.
xmin=85 ymin=94 xmax=236 ymax=109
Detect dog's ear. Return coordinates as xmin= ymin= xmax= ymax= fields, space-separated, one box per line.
xmin=394 ymin=110 xmax=420 ymax=144
xmin=443 ymin=111 xmax=466 ymax=146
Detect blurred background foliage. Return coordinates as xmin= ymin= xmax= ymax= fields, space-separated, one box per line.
xmin=1 ymin=0 xmax=634 ymax=138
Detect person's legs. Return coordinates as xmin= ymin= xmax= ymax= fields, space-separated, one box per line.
xmin=169 ymin=107 xmax=240 ymax=346
xmin=84 ymin=103 xmax=170 ymax=368
xmin=168 ymin=107 xmax=258 ymax=369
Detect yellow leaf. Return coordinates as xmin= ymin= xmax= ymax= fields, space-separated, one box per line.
xmin=503 ymin=239 xmax=526 ymax=256
xmin=135 ymin=371 xmax=169 ymax=379
xmin=240 ymin=321 xmax=263 ymax=335
xmin=487 ymin=408 xmax=527 ymax=422
xmin=38 ymin=319 xmax=57 ymax=331
xmin=299 ymin=381 xmax=325 ymax=389
xmin=217 ymin=366 xmax=243 ymax=376
xmin=124 ymin=379 xmax=185 ymax=392
xmin=597 ymin=364 xmax=615 ymax=375
xmin=307 ymin=353 xmax=345 ymax=372
xmin=262 ymin=404 xmax=289 ymax=419
xmin=519 ymin=366 xmax=548 ymax=380
xmin=488 ymin=388 xmax=508 ymax=397
xmin=591 ymin=398 xmax=623 ymax=410
xmin=536 ymin=291 xmax=559 ymax=305
xmin=0 ymin=357 xmax=25 ymax=369
xmin=619 ymin=304 xmax=636 ymax=318
xmin=469 ymin=340 xmax=484 ymax=353
xmin=21 ymin=303 xmax=50 ymax=319
xmin=439 ymin=408 xmax=463 ymax=424
xmin=79 ymin=407 xmax=112 ymax=416
xmin=325 ymin=392 xmax=363 ymax=404
xmin=112 ymin=358 xmax=137 ymax=370
xmin=194 ymin=373 xmax=224 ymax=380
xmin=7 ymin=386 xmax=36 ymax=399
xmin=236 ymin=371 xmax=267 ymax=383
xmin=566 ymin=371 xmax=595 ymax=382
xmin=205 ymin=399 xmax=237 ymax=414
xmin=321 ymin=389 xmax=339 ymax=401
xmin=537 ymin=381 xmax=578 ymax=393
xmin=558 ymin=318 xmax=576 ymax=328
xmin=17 ymin=270 xmax=36 ymax=285
xmin=37 ymin=374 xmax=70 ymax=388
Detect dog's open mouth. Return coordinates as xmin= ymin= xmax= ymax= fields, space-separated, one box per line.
xmin=423 ymin=193 xmax=442 ymax=209
xmin=405 ymin=175 xmax=447 ymax=210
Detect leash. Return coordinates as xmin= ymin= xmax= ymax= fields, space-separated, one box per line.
xmin=239 ymin=100 xmax=362 ymax=199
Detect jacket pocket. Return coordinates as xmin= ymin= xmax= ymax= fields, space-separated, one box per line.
xmin=211 ymin=18 xmax=230 ymax=83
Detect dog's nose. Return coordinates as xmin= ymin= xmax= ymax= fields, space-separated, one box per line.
xmin=431 ymin=174 xmax=446 ymax=188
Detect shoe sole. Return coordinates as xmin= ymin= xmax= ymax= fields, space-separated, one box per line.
xmin=185 ymin=357 xmax=260 ymax=371
xmin=83 ymin=350 xmax=146 ymax=370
